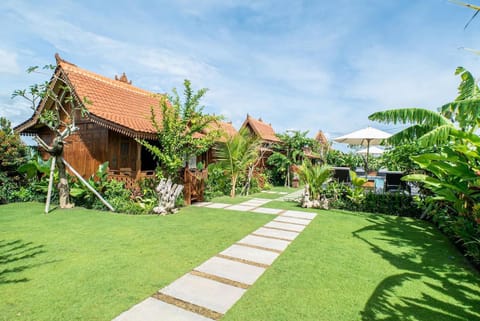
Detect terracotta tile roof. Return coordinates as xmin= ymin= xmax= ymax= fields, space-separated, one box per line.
xmin=240 ymin=114 xmax=280 ymax=142
xmin=59 ymin=57 xmax=164 ymax=138
xmin=193 ymin=120 xmax=238 ymax=142
xmin=15 ymin=54 xmax=165 ymax=139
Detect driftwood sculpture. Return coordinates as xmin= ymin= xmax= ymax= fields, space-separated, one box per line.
xmin=153 ymin=178 xmax=184 ymax=215
xmin=300 ymin=184 xmax=329 ymax=210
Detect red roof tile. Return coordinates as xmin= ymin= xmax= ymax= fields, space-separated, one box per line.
xmin=240 ymin=114 xmax=280 ymax=142
xmin=59 ymin=58 xmax=164 ymax=138
xmin=15 ymin=54 xmax=165 ymax=139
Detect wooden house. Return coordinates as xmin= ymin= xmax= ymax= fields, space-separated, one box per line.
xmin=14 ymin=54 xmax=232 ymax=194
xmin=239 ymin=114 xmax=281 ymax=171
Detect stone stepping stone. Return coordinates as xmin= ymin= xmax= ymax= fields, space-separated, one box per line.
xmin=264 ymin=221 xmax=306 ymax=232
xmin=240 ymin=201 xmax=266 ymax=207
xmin=274 ymin=216 xmax=311 ymax=226
xmin=220 ymin=244 xmax=280 ymax=266
xmin=205 ymin=203 xmax=231 ymax=209
xmin=112 ymin=297 xmax=214 ymax=321
xmin=281 ymin=210 xmax=317 ymax=220
xmin=192 ymin=202 xmax=212 ymax=207
xmin=226 ymin=204 xmax=256 ymax=211
xmin=253 ymin=227 xmax=299 ymax=241
xmin=194 ymin=256 xmax=265 ymax=285
xmin=160 ymin=273 xmax=245 ymax=315
xmin=252 ymin=207 xmax=283 ymax=215
xmin=238 ymin=235 xmax=290 ymax=252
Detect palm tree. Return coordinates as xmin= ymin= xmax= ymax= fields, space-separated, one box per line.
xmin=297 ymin=159 xmax=332 ymax=200
xmin=214 ymin=128 xmax=261 ymax=197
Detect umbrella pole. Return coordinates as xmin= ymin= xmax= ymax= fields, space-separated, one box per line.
xmin=365 ymin=140 xmax=370 ymax=175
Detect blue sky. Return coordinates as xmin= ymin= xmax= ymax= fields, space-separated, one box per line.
xmin=1 ymin=0 xmax=480 ymax=143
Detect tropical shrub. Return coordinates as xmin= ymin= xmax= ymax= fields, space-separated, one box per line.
xmin=137 ymin=80 xmax=221 ymax=180
xmin=369 ymin=66 xmax=480 ymax=264
xmin=297 ymin=160 xmax=332 ymax=200
xmin=0 ymin=117 xmax=28 ymax=177
xmin=326 ymin=149 xmax=363 ymax=169
xmin=214 ymin=128 xmax=261 ymax=197
xmin=267 ymin=130 xmax=320 ymax=187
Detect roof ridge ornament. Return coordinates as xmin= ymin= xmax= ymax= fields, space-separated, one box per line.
xmin=55 ymin=53 xmax=77 ymax=66
xmin=115 ymin=72 xmax=132 ymax=85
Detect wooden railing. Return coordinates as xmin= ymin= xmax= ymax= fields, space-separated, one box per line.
xmin=108 ymin=169 xmax=155 ymax=189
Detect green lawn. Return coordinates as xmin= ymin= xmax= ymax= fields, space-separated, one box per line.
xmin=0 ymin=202 xmax=272 ymax=321
xmin=223 ymin=205 xmax=480 ymax=321
xmin=2 ymin=200 xmax=479 ymax=321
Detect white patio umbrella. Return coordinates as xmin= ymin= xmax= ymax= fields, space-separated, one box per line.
xmin=356 ymin=146 xmax=385 ymax=156
xmin=334 ymin=126 xmax=391 ymax=172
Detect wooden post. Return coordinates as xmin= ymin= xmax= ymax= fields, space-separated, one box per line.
xmin=45 ymin=156 xmax=56 ymax=214
xmin=63 ymin=159 xmax=115 ymax=212
xmin=135 ymin=142 xmax=142 ymax=180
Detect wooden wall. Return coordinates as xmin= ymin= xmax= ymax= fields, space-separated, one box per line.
xmin=64 ymin=122 xmax=108 ymax=178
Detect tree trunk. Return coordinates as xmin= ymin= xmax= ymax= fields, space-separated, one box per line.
xmin=231 ymin=175 xmax=237 ymax=198
xmin=51 ymin=137 xmax=73 ymax=209
xmin=57 ymin=156 xmax=73 ymax=208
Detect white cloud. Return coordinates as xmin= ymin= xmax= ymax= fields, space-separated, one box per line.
xmin=0 ymin=98 xmax=32 ymax=126
xmin=0 ymin=49 xmax=20 ymax=74
xmin=347 ymin=45 xmax=461 ymax=111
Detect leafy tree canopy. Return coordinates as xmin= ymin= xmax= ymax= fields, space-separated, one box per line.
xmin=138 ymin=79 xmax=222 ymax=179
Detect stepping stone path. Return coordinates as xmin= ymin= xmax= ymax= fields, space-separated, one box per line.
xmin=113 ymin=192 xmax=315 ymax=321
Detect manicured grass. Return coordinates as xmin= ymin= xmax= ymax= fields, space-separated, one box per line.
xmin=0 ymin=202 xmax=272 ymax=321
xmin=223 ymin=208 xmax=480 ymax=321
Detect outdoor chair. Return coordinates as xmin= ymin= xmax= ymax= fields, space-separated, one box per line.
xmin=332 ymin=167 xmax=351 ymax=184
xmin=385 ymin=171 xmax=408 ymax=193
xmin=355 ymin=167 xmax=365 ymax=177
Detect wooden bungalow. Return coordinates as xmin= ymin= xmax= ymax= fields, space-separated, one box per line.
xmin=14 ymin=54 xmax=232 ymax=201
xmin=194 ymin=121 xmax=238 ymax=168
xmin=240 ymin=114 xmax=281 ymax=163
xmin=240 ymin=114 xmax=281 ymax=145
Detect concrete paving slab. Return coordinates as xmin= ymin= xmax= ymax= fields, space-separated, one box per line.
xmin=252 ymin=207 xmax=283 ymax=215
xmin=238 ymin=235 xmax=290 ymax=251
xmin=253 ymin=227 xmax=299 ymax=241
xmin=274 ymin=216 xmax=311 ymax=226
xmin=281 ymin=210 xmax=317 ymax=220
xmin=205 ymin=203 xmax=231 ymax=209
xmin=264 ymin=221 xmax=306 ymax=232
xmin=240 ymin=201 xmax=266 ymax=207
xmin=160 ymin=273 xmax=246 ymax=314
xmin=192 ymin=202 xmax=212 ymax=207
xmin=227 ymin=204 xmax=255 ymax=211
xmin=251 ymin=198 xmax=272 ymax=203
xmin=195 ymin=256 xmax=265 ymax=285
xmin=113 ymin=297 xmax=213 ymax=321
xmin=220 ymin=244 xmax=280 ymax=266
